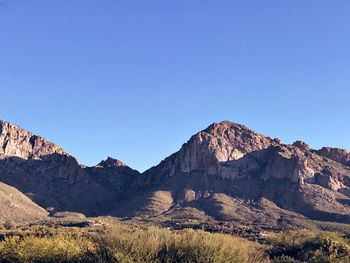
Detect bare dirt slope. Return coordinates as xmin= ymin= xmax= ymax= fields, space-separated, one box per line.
xmin=0 ymin=182 xmax=48 ymax=222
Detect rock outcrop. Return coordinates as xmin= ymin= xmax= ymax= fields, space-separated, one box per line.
xmin=0 ymin=120 xmax=66 ymax=159
xmin=292 ymin=140 xmax=312 ymax=151
xmin=317 ymin=147 xmax=350 ymax=167
xmin=140 ymin=122 xmax=278 ymax=184
xmin=98 ymin=157 xmax=129 ymax=168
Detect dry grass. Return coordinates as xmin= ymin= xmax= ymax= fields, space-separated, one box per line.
xmin=268 ymin=230 xmax=350 ymax=262
xmin=3 ymin=218 xmax=350 ymax=263
xmin=96 ymin=219 xmax=269 ymax=263
xmin=0 ymin=218 xmax=269 ymax=263
xmin=0 ymin=235 xmax=97 ymax=263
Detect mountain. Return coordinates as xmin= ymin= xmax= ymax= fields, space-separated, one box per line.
xmin=0 ymin=120 xmax=138 ymax=218
xmin=112 ymin=121 xmax=350 ymax=229
xmin=1 ymin=119 xmax=350 ymax=231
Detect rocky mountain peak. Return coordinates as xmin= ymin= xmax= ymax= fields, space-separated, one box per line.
xmin=317 ymin=147 xmax=350 ymax=167
xmin=203 ymin=121 xmax=249 ymax=134
xmin=292 ymin=140 xmax=312 ymax=151
xmin=142 ymin=121 xmax=279 ymax=181
xmin=0 ymin=120 xmax=67 ymax=160
xmin=97 ymin=157 xmax=128 ymax=168
xmin=178 ymin=121 xmax=278 ymax=172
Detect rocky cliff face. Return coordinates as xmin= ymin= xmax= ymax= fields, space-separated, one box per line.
xmin=142 ymin=121 xmax=350 ymax=189
xmin=141 ymin=122 xmax=278 ymax=184
xmin=0 ymin=120 xmax=66 ymax=159
xmin=178 ymin=121 xmax=277 ymax=173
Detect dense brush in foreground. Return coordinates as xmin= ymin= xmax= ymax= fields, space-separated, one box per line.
xmin=0 ymin=218 xmax=350 ymax=262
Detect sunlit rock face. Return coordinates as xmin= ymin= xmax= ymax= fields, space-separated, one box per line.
xmin=178 ymin=121 xmax=277 ymax=173
xmin=142 ymin=121 xmax=278 ymax=182
xmin=0 ymin=120 xmax=67 ymax=159
xmin=142 ymin=121 xmax=350 ymax=186
xmin=142 ymin=121 xmax=323 ymax=182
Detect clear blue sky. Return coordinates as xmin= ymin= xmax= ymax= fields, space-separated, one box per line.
xmin=1 ymin=1 xmax=349 ymax=172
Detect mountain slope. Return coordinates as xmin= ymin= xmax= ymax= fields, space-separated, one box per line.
xmin=0 ymin=182 xmax=48 ymax=222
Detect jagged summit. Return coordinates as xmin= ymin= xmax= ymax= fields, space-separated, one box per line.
xmin=204 ymin=120 xmax=249 ymax=132
xmin=143 ymin=121 xmax=279 ymax=179
xmin=292 ymin=140 xmax=312 ymax=151
xmin=95 ymin=156 xmax=140 ymax=175
xmin=98 ymin=157 xmax=128 ymax=168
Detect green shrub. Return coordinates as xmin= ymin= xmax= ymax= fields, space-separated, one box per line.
xmin=2 ymin=221 xmax=13 ymax=231
xmin=268 ymin=230 xmax=350 ymax=262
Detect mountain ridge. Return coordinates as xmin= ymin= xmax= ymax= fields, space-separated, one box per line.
xmin=1 ymin=119 xmax=350 ymax=231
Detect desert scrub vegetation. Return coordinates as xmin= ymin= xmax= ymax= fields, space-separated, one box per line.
xmin=0 ymin=218 xmax=269 ymax=263
xmin=2 ymin=218 xmax=350 ymax=263
xmin=95 ymin=220 xmax=268 ymax=263
xmin=0 ymin=235 xmax=97 ymax=263
xmin=268 ymin=230 xmax=350 ymax=263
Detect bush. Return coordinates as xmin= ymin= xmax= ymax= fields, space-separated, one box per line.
xmin=268 ymin=230 xmax=350 ymax=262
xmin=0 ymin=235 xmax=97 ymax=263
xmin=4 ymin=220 xmax=350 ymax=262
xmin=0 ymin=219 xmax=269 ymax=263
xmin=95 ymin=220 xmax=269 ymax=263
